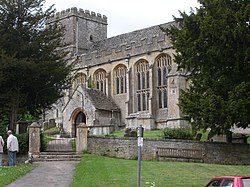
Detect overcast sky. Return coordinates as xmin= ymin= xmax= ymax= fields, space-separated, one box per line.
xmin=44 ymin=0 xmax=200 ymax=37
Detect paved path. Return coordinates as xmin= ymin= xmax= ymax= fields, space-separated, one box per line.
xmin=6 ymin=161 xmax=79 ymax=187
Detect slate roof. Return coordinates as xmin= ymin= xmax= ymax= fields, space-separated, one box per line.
xmin=82 ymin=86 xmax=120 ymax=111
xmin=87 ymin=22 xmax=175 ymax=53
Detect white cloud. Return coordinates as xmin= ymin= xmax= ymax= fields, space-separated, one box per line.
xmin=44 ymin=0 xmax=200 ymax=37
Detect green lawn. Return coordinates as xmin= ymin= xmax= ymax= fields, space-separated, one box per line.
xmin=0 ymin=164 xmax=33 ymax=187
xmin=71 ymin=154 xmax=250 ymax=187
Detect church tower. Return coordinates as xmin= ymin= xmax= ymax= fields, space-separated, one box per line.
xmin=47 ymin=7 xmax=108 ymax=55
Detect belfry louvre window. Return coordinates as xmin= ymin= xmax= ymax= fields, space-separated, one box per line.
xmin=136 ymin=60 xmax=150 ymax=111
xmin=94 ymin=69 xmax=106 ymax=94
xmin=114 ymin=65 xmax=127 ymax=94
xmin=73 ymin=73 xmax=87 ymax=89
xmin=156 ymin=54 xmax=172 ymax=108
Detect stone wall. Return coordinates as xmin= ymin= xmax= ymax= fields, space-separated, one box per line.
xmin=87 ymin=136 xmax=250 ymax=165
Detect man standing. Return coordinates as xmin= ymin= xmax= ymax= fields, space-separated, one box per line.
xmin=7 ymin=130 xmax=19 ymax=166
xmin=0 ymin=135 xmax=4 ymax=166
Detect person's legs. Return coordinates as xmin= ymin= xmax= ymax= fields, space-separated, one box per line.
xmin=0 ymin=153 xmax=2 ymax=166
xmin=8 ymin=151 xmax=14 ymax=166
xmin=13 ymin=151 xmax=17 ymax=166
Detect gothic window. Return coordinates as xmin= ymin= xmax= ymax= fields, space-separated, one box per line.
xmin=136 ymin=59 xmax=150 ymax=111
xmin=156 ymin=54 xmax=172 ymax=109
xmin=114 ymin=65 xmax=127 ymax=94
xmin=73 ymin=73 xmax=87 ymax=89
xmin=94 ymin=69 xmax=106 ymax=94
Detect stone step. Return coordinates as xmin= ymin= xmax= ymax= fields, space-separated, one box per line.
xmin=38 ymin=154 xmax=82 ymax=159
xmin=40 ymin=151 xmax=77 ymax=155
xmin=34 ymin=157 xmax=82 ymax=162
xmin=33 ymin=152 xmax=82 ymax=162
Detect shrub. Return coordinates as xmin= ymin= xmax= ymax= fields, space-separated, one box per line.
xmin=43 ymin=127 xmax=60 ymax=136
xmin=70 ymin=139 xmax=76 ymax=151
xmin=163 ymin=128 xmax=194 ymax=140
xmin=40 ymin=132 xmax=53 ymax=152
xmin=16 ymin=133 xmax=29 ymax=154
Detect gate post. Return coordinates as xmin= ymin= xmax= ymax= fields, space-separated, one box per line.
xmin=76 ymin=123 xmax=88 ymax=154
xmin=28 ymin=122 xmax=41 ymax=155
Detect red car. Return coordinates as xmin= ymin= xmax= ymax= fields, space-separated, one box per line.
xmin=205 ymin=176 xmax=250 ymax=187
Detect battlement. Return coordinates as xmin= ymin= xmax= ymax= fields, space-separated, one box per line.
xmin=74 ymin=34 xmax=172 ymax=68
xmin=47 ymin=7 xmax=107 ymax=24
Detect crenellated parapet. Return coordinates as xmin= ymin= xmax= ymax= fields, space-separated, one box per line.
xmin=75 ymin=33 xmax=172 ymax=68
xmin=47 ymin=7 xmax=107 ymax=24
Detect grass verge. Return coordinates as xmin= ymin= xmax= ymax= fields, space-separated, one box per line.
xmin=71 ymin=154 xmax=250 ymax=187
xmin=0 ymin=164 xmax=33 ymax=187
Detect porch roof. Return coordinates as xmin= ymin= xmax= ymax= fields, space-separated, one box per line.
xmin=83 ymin=87 xmax=120 ymax=111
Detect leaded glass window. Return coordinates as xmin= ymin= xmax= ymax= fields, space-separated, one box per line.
xmin=94 ymin=69 xmax=106 ymax=94
xmin=73 ymin=73 xmax=87 ymax=89
xmin=136 ymin=60 xmax=150 ymax=111
xmin=156 ymin=54 xmax=172 ymax=109
xmin=114 ymin=65 xmax=127 ymax=94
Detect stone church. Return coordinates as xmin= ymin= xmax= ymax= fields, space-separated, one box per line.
xmin=45 ymin=7 xmax=190 ymax=136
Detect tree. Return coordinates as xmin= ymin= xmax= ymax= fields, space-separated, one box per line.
xmin=0 ymin=0 xmax=72 ymax=130
xmin=167 ymin=0 xmax=250 ymax=140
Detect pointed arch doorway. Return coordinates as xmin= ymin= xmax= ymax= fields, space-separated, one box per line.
xmin=73 ymin=111 xmax=86 ymax=137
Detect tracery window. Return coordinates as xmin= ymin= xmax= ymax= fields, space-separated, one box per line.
xmin=94 ymin=69 xmax=106 ymax=94
xmin=73 ymin=73 xmax=87 ymax=89
xmin=114 ymin=65 xmax=127 ymax=94
xmin=156 ymin=54 xmax=172 ymax=108
xmin=136 ymin=60 xmax=150 ymax=111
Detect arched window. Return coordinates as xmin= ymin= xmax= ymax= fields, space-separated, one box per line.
xmin=136 ymin=59 xmax=150 ymax=111
xmin=73 ymin=73 xmax=87 ymax=89
xmin=94 ymin=69 xmax=106 ymax=94
xmin=156 ymin=54 xmax=172 ymax=108
xmin=114 ymin=65 xmax=127 ymax=94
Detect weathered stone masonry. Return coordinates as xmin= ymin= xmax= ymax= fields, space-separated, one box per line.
xmin=87 ymin=136 xmax=250 ymax=165
xmin=45 ymin=7 xmax=189 ymax=136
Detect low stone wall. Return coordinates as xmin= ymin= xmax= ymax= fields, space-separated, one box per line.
xmin=87 ymin=136 xmax=250 ymax=165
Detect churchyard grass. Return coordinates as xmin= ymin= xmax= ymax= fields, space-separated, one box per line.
xmin=43 ymin=127 xmax=60 ymax=136
xmin=71 ymin=154 xmax=250 ymax=187
xmin=0 ymin=164 xmax=33 ymax=187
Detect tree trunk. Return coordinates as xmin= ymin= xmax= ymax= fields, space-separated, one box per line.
xmin=9 ymin=106 xmax=17 ymax=133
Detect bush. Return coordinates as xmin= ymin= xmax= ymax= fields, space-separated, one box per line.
xmin=0 ymin=114 xmax=9 ymax=135
xmin=163 ymin=128 xmax=194 ymax=140
xmin=43 ymin=127 xmax=60 ymax=136
xmin=40 ymin=132 xmax=53 ymax=152
xmin=16 ymin=133 xmax=29 ymax=154
xmin=70 ymin=139 xmax=76 ymax=151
